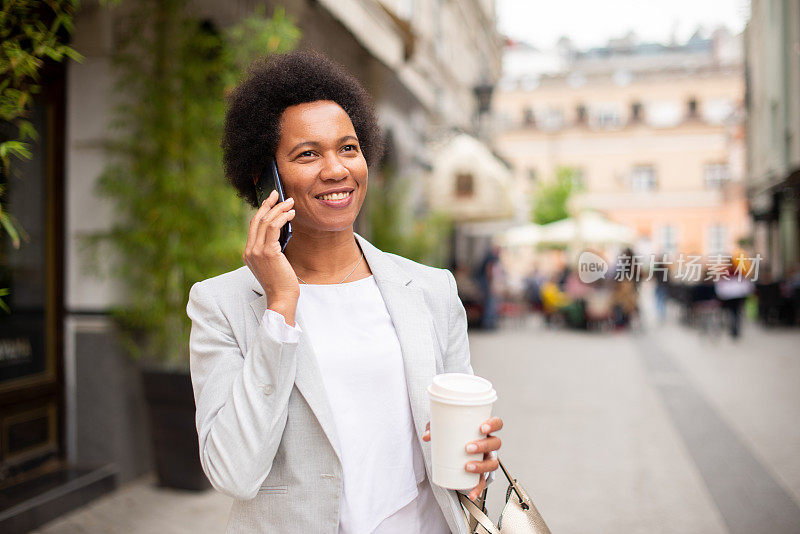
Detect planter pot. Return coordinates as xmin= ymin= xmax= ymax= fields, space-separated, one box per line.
xmin=141 ymin=368 xmax=211 ymax=491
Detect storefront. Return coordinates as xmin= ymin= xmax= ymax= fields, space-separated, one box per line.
xmin=0 ymin=61 xmax=116 ymax=534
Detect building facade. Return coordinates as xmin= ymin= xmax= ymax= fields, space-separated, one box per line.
xmin=745 ymin=0 xmax=800 ymax=278
xmin=494 ymin=30 xmax=749 ymax=259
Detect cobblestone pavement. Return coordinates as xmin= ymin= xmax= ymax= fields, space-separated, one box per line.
xmin=34 ymin=285 xmax=800 ymax=533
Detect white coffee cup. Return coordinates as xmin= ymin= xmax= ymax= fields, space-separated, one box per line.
xmin=427 ymin=373 xmax=497 ymax=490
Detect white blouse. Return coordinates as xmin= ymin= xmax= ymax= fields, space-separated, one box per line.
xmin=261 ymin=275 xmax=452 ymax=533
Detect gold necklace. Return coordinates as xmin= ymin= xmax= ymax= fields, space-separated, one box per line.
xmin=296 ymin=251 xmax=365 ymax=285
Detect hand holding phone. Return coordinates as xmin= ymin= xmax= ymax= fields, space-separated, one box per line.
xmin=255 ymin=158 xmax=293 ymax=252
xmin=244 ymin=159 xmax=299 ymax=324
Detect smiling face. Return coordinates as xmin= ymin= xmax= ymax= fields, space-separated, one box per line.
xmin=273 ymin=100 xmax=368 ymax=235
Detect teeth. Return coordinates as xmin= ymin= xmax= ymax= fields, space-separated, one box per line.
xmin=319 ymin=191 xmax=351 ymax=201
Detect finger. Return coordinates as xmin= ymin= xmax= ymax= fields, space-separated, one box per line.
xmin=246 ymin=190 xmax=278 ymax=251
xmin=259 ymin=196 xmax=294 ymax=231
xmin=261 ymin=208 xmax=296 ymax=249
xmin=479 ymin=416 xmax=503 ymax=434
xmin=256 ymin=197 xmax=294 ymax=248
xmin=465 ymin=456 xmax=499 ymax=474
xmin=467 ymin=475 xmax=487 ymax=501
xmin=465 ymin=435 xmax=501 ymax=454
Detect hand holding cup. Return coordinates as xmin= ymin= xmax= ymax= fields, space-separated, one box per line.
xmin=422 ymin=416 xmax=503 ymax=501
xmin=424 ymin=373 xmax=499 ymax=499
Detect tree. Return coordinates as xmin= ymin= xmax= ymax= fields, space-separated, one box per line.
xmin=81 ymin=2 xmax=300 ymax=368
xmin=531 ymin=166 xmax=581 ymax=225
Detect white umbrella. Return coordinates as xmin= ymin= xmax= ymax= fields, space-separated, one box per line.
xmin=502 ymin=223 xmax=544 ymax=247
xmin=539 ymin=211 xmax=635 ymax=246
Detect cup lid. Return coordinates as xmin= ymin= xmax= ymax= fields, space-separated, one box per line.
xmin=427 ymin=373 xmax=497 ymax=404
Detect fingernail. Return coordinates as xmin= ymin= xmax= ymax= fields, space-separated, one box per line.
xmin=271 ymin=190 xmax=277 ymax=197
xmin=288 ymin=209 xmax=295 ymax=214
xmin=466 ymin=444 xmax=477 ymax=453
xmin=466 ymin=464 xmax=476 ymax=471
xmin=287 ymin=197 xmax=294 ymax=202
xmin=481 ymin=424 xmax=490 ymax=433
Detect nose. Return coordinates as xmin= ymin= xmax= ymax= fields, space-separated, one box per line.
xmin=319 ymin=153 xmax=349 ymax=181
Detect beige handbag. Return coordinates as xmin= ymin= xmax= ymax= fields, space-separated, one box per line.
xmin=457 ymin=457 xmax=553 ymax=534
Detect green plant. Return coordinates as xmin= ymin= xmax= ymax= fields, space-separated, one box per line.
xmin=531 ymin=166 xmax=580 ymax=225
xmin=369 ymin=163 xmax=453 ymax=268
xmin=81 ymin=1 xmax=300 ymax=369
xmin=1 ymin=0 xmax=84 ymax=312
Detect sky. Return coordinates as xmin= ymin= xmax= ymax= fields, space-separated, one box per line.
xmin=497 ymin=0 xmax=750 ymax=49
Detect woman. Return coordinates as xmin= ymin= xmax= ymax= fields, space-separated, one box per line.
xmin=186 ymin=50 xmax=503 ymax=533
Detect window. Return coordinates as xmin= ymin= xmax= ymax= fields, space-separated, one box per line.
xmin=539 ymin=108 xmax=563 ymax=131
xmin=523 ymin=107 xmax=535 ymax=127
xmin=704 ymin=163 xmax=730 ymax=189
xmin=687 ymin=98 xmax=699 ymax=119
xmin=646 ymin=100 xmax=682 ymax=127
xmin=455 ymin=172 xmax=474 ymax=198
xmin=631 ymin=165 xmax=657 ymax=192
xmin=707 ymin=224 xmax=726 ymax=255
xmin=575 ymin=104 xmax=587 ymax=124
xmin=703 ymin=98 xmax=734 ymax=124
xmin=630 ymin=101 xmax=642 ymax=122
xmin=660 ymin=225 xmax=677 ymax=254
xmin=589 ymin=104 xmax=623 ymax=129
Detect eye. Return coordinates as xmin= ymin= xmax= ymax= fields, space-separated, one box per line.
xmin=342 ymin=144 xmax=358 ymax=152
xmin=298 ymin=150 xmax=315 ymax=158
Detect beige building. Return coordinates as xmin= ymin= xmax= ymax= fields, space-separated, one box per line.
xmin=745 ymin=0 xmax=800 ymax=277
xmin=494 ymin=30 xmax=749 ymax=259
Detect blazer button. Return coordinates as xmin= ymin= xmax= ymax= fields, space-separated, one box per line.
xmin=262 ymin=384 xmax=274 ymax=395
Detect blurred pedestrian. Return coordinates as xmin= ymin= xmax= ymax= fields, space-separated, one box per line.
xmin=611 ymin=279 xmax=638 ymax=329
xmin=715 ymin=265 xmax=755 ymax=338
xmin=654 ymin=269 xmax=670 ymax=322
xmin=476 ymin=245 xmax=503 ymax=329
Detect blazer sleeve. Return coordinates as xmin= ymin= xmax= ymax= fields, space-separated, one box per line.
xmin=186 ymin=282 xmax=300 ymax=500
xmin=442 ymin=269 xmax=497 ymax=488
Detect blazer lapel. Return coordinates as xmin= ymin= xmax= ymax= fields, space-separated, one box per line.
xmin=353 ymin=233 xmax=437 ymax=445
xmin=356 ymin=234 xmax=465 ymax=534
xmin=248 ymin=283 xmax=345 ymax=468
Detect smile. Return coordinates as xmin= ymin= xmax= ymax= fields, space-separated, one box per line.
xmin=315 ymin=190 xmax=354 ymax=208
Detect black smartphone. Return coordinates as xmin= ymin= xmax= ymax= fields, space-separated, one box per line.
xmin=255 ymin=157 xmax=292 ymax=252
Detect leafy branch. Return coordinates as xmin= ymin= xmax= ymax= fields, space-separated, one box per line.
xmin=0 ymin=0 xmax=84 ymax=311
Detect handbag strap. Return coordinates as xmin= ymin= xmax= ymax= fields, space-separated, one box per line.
xmin=458 ymin=492 xmax=500 ymax=534
xmin=458 ymin=456 xmax=531 ymax=533
xmin=496 ymin=457 xmax=528 ymax=508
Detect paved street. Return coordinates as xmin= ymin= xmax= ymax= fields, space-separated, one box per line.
xmin=33 ymin=287 xmax=800 ymax=533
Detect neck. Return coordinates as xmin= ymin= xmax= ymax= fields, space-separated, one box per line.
xmin=283 ymin=227 xmax=365 ymax=282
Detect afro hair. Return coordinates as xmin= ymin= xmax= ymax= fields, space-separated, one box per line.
xmin=221 ymin=49 xmax=384 ymax=208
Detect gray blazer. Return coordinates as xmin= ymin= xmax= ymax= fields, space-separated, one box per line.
xmin=186 ymin=232 xmax=484 ymax=533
